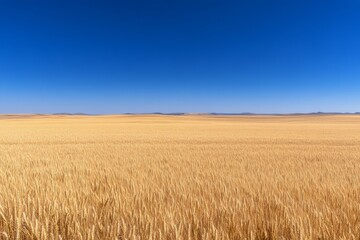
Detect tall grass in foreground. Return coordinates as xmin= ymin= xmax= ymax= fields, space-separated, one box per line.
xmin=0 ymin=115 xmax=359 ymax=239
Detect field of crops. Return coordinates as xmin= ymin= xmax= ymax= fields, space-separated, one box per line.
xmin=0 ymin=115 xmax=359 ymax=239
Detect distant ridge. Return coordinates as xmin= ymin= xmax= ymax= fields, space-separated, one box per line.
xmin=48 ymin=112 xmax=360 ymax=116
xmin=52 ymin=113 xmax=100 ymax=116
xmin=133 ymin=112 xmax=360 ymax=116
xmin=98 ymin=112 xmax=360 ymax=116
xmin=1 ymin=112 xmax=360 ymax=116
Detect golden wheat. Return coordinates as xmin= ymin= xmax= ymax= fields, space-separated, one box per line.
xmin=0 ymin=114 xmax=359 ymax=239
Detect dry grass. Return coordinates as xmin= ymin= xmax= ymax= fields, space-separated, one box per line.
xmin=0 ymin=114 xmax=360 ymax=239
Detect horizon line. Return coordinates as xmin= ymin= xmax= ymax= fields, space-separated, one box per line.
xmin=1 ymin=111 xmax=360 ymax=116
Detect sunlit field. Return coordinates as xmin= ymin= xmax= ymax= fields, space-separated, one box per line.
xmin=0 ymin=115 xmax=359 ymax=239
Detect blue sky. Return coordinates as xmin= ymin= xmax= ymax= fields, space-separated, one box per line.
xmin=1 ymin=0 xmax=360 ymax=113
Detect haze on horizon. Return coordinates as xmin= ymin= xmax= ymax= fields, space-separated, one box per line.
xmin=1 ymin=0 xmax=359 ymax=114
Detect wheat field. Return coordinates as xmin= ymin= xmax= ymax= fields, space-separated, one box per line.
xmin=0 ymin=114 xmax=359 ymax=239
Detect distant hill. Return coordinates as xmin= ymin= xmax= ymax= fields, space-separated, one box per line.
xmin=149 ymin=112 xmax=360 ymax=116
xmin=53 ymin=113 xmax=99 ymax=116
xmin=1 ymin=112 xmax=360 ymax=117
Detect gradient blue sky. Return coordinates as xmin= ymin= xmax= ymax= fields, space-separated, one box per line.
xmin=1 ymin=0 xmax=360 ymax=114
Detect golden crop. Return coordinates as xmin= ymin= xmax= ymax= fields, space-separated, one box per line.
xmin=0 ymin=115 xmax=359 ymax=239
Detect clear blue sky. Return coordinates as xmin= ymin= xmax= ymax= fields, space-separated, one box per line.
xmin=1 ymin=0 xmax=359 ymax=114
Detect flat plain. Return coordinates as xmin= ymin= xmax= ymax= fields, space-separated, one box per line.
xmin=0 ymin=114 xmax=360 ymax=239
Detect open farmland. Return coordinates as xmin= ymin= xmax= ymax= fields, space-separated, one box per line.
xmin=0 ymin=115 xmax=360 ymax=239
